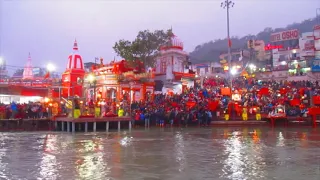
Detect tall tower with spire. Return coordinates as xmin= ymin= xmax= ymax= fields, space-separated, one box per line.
xmin=23 ymin=53 xmax=33 ymax=79
xmin=61 ymin=39 xmax=85 ymax=98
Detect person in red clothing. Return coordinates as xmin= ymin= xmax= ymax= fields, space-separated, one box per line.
xmin=134 ymin=111 xmax=141 ymax=127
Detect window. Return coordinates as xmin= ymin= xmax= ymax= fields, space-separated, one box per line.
xmin=160 ymin=60 xmax=167 ymax=73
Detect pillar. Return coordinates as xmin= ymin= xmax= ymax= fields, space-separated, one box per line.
xmin=54 ymin=121 xmax=58 ymax=131
xmin=106 ymin=121 xmax=109 ymax=132
xmin=85 ymin=122 xmax=88 ymax=132
xmin=151 ymin=88 xmax=155 ymax=101
xmin=72 ymin=122 xmax=75 ymax=133
xmin=141 ymin=84 xmax=146 ymax=102
xmin=118 ymin=121 xmax=121 ymax=131
xmin=62 ymin=121 xmax=65 ymax=131
xmin=93 ymin=122 xmax=97 ymax=132
xmin=116 ymin=85 xmax=121 ymax=100
xmin=67 ymin=122 xmax=70 ymax=132
xmin=129 ymin=121 xmax=132 ymax=131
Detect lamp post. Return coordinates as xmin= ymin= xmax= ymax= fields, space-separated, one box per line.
xmin=317 ymin=8 xmax=320 ymax=23
xmin=221 ymin=0 xmax=235 ymax=89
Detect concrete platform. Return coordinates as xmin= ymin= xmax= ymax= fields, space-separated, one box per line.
xmin=0 ymin=118 xmax=53 ymax=131
xmin=52 ymin=116 xmax=132 ymax=132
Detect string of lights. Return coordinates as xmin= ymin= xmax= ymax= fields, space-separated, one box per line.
xmin=1 ymin=64 xmax=64 ymax=74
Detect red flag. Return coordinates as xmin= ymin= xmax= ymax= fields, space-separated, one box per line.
xmin=171 ymin=102 xmax=178 ymax=107
xmin=280 ymin=88 xmax=287 ymax=95
xmin=44 ymin=72 xmax=50 ymax=79
xmin=186 ymin=101 xmax=196 ymax=108
xmin=228 ymin=39 xmax=232 ymax=47
xmin=290 ymin=99 xmax=301 ymax=106
xmin=208 ymin=101 xmax=218 ymax=111
xmin=258 ymin=87 xmax=269 ymax=96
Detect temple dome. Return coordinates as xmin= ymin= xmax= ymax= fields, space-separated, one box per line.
xmin=67 ymin=39 xmax=84 ymax=70
xmin=170 ymin=34 xmax=184 ymax=49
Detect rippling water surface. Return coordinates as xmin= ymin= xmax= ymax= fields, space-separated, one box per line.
xmin=0 ymin=127 xmax=320 ymax=180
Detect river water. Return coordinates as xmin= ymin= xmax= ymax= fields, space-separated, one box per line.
xmin=0 ymin=127 xmax=319 ymax=180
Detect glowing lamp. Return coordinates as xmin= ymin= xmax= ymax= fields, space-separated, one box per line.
xmin=230 ymin=68 xmax=237 ymax=75
xmin=44 ymin=97 xmax=50 ymax=103
xmin=46 ymin=63 xmax=56 ymax=72
xmin=87 ymin=74 xmax=95 ymax=82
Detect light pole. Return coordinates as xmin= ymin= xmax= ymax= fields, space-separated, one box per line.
xmin=221 ymin=0 xmax=235 ymax=89
xmin=317 ymin=8 xmax=320 ymax=24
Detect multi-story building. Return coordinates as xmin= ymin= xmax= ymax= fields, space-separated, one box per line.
xmin=311 ymin=25 xmax=320 ymax=79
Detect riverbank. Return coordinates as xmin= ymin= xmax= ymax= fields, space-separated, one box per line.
xmin=0 ymin=116 xmax=319 ymax=132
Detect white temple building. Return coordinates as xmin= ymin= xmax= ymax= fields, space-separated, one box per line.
xmin=154 ymin=33 xmax=195 ymax=94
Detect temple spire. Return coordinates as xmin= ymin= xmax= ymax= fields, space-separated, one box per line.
xmin=23 ymin=52 xmax=33 ymax=79
xmin=73 ymin=39 xmax=78 ymax=51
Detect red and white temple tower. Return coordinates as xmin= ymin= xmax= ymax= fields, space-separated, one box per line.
xmin=154 ymin=33 xmax=195 ymax=94
xmin=22 ymin=52 xmax=33 ymax=79
xmin=61 ymin=39 xmax=85 ymax=98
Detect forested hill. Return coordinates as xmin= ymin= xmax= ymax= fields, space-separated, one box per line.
xmin=189 ymin=18 xmax=319 ymax=63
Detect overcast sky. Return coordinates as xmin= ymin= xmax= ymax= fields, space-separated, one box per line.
xmin=0 ymin=0 xmax=319 ymax=73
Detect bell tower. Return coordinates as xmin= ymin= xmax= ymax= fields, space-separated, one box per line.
xmin=61 ymin=39 xmax=85 ymax=98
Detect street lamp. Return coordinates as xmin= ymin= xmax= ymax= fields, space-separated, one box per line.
xmin=46 ymin=63 xmax=56 ymax=72
xmin=221 ymin=0 xmax=235 ymax=89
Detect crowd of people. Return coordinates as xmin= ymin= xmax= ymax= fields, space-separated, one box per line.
xmin=0 ymin=102 xmax=53 ymax=119
xmin=1 ymin=77 xmax=319 ymax=125
xmin=128 ymin=77 xmax=319 ymax=126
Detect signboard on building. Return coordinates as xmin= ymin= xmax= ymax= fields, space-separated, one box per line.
xmin=32 ymin=68 xmax=40 ymax=76
xmin=264 ymin=44 xmax=283 ymax=51
xmin=314 ymin=25 xmax=320 ymax=31
xmin=270 ymin=29 xmax=300 ymax=42
xmin=312 ymin=58 xmax=320 ymax=72
xmin=304 ymin=40 xmax=315 ymax=50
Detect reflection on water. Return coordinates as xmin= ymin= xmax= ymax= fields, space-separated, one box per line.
xmin=0 ymin=128 xmax=319 ymax=180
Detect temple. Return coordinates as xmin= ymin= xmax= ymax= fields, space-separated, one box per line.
xmin=87 ymin=59 xmax=154 ymax=106
xmin=22 ymin=53 xmax=33 ymax=79
xmin=154 ymin=33 xmax=195 ymax=94
xmin=61 ymin=39 xmax=85 ymax=98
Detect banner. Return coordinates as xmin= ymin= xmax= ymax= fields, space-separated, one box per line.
xmin=311 ymin=58 xmax=320 ymax=72
xmin=221 ymin=87 xmax=231 ymax=96
xmin=270 ymin=29 xmax=299 ymax=42
xmin=313 ymin=96 xmax=320 ymax=105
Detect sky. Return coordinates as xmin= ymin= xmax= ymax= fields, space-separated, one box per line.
xmin=0 ymin=0 xmax=319 ymax=74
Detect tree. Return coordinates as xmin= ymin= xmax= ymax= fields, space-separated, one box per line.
xmin=113 ymin=29 xmax=173 ymax=67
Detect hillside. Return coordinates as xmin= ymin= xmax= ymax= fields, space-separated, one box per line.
xmin=189 ymin=17 xmax=319 ymax=63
